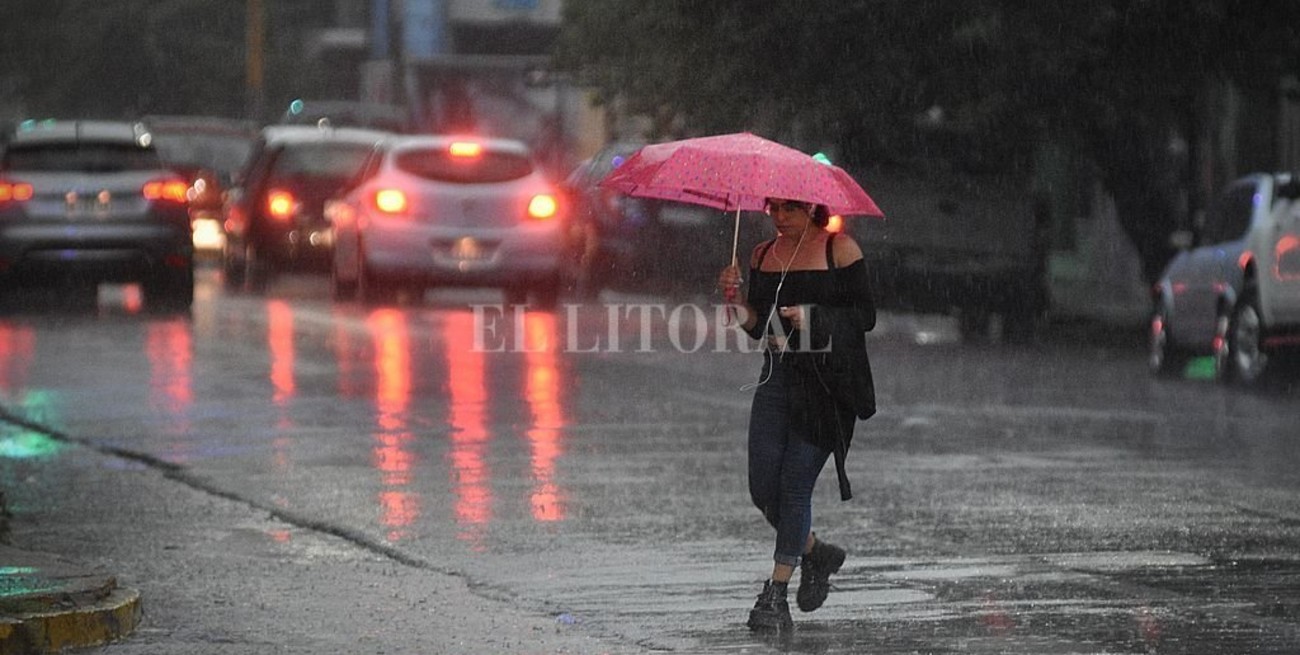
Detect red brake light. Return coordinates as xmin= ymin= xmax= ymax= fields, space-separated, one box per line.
xmin=528 ymin=193 xmax=559 ymax=221
xmin=373 ymin=188 xmax=409 ymax=214
xmin=142 ymin=179 xmax=189 ymax=203
xmin=266 ymin=189 xmax=297 ymax=220
xmin=0 ymin=181 xmax=34 ymax=202
xmin=448 ymin=141 xmax=483 ymax=159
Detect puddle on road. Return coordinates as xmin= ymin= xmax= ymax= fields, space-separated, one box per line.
xmin=672 ymin=554 xmax=1300 ymax=654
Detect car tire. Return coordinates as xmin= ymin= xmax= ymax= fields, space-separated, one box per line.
xmin=331 ymin=263 xmax=357 ymax=302
xmin=244 ymin=243 xmax=269 ymax=294
xmin=1225 ymin=289 xmax=1269 ymax=385
xmin=222 ymin=244 xmax=245 ymax=291
xmin=144 ymin=268 xmax=195 ymax=314
xmin=1149 ymin=300 xmax=1188 ymax=377
xmin=358 ymin=261 xmax=394 ymax=306
xmin=958 ymin=307 xmax=991 ymax=342
xmin=503 ymin=286 xmax=529 ymax=306
xmin=532 ymin=274 xmax=561 ymax=310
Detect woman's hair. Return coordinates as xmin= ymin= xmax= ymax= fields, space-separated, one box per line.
xmin=811 ymin=204 xmax=830 ymax=227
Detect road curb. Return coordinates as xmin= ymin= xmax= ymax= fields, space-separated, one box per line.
xmin=0 ymin=544 xmax=141 ymax=654
xmin=0 ymin=586 xmax=141 ymax=654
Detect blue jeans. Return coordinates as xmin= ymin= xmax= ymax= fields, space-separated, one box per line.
xmin=748 ymin=353 xmax=832 ymax=567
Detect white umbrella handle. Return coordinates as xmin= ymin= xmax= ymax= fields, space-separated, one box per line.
xmin=730 ymin=206 xmax=741 ymax=267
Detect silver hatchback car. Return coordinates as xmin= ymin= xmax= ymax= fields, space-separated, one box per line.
xmin=0 ymin=120 xmax=194 ymax=311
xmin=328 ymin=135 xmax=567 ymax=307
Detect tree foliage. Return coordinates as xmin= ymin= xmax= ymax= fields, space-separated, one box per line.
xmin=1 ymin=0 xmax=333 ymax=122
xmin=557 ymin=0 xmax=1300 ymax=281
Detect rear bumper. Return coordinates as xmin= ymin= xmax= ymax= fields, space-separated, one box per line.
xmin=353 ymin=222 xmax=564 ymax=287
xmin=0 ymin=222 xmax=192 ymax=286
xmin=248 ymin=225 xmax=334 ymax=272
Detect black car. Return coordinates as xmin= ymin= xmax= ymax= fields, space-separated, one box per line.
xmin=561 ymin=142 xmax=758 ymax=298
xmin=221 ymin=124 xmax=389 ymax=292
xmin=0 ymin=119 xmax=194 ymax=311
xmin=145 ymin=115 xmax=259 ymax=257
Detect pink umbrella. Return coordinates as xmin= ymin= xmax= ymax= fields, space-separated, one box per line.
xmin=598 ymin=132 xmax=883 ymax=265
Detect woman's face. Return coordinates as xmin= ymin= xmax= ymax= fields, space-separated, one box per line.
xmin=766 ymin=199 xmax=813 ymax=236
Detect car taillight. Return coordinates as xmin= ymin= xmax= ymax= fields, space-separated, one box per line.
xmin=265 ymin=189 xmax=297 ymax=221
xmin=448 ymin=141 xmax=483 ymax=159
xmin=0 ymin=181 xmax=34 ymax=202
xmin=528 ymin=193 xmax=558 ymax=221
xmin=373 ymin=188 xmax=408 ymax=214
xmin=142 ymin=179 xmax=189 ymax=203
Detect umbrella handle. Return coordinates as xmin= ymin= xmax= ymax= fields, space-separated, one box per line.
xmin=730 ymin=207 xmax=741 ymax=267
xmin=725 ymin=207 xmax=741 ymax=327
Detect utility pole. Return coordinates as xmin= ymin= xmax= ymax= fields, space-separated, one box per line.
xmin=246 ymin=0 xmax=266 ymax=121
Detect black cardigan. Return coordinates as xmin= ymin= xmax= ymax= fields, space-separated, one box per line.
xmin=745 ymin=237 xmax=877 ymax=500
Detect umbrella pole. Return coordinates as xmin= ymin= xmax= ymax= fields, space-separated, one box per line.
xmin=730 ymin=207 xmax=741 ymax=267
xmin=726 ymin=207 xmax=741 ymax=327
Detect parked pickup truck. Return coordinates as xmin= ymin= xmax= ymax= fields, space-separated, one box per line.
xmin=857 ymin=168 xmax=1049 ymax=342
xmin=1150 ymin=172 xmax=1300 ymax=384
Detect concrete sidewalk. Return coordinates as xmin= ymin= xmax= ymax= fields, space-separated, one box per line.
xmin=0 ymin=544 xmax=140 ymax=653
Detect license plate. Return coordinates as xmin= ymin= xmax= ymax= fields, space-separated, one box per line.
xmin=66 ymin=191 xmax=111 ymax=217
xmin=449 ymin=237 xmax=486 ymax=260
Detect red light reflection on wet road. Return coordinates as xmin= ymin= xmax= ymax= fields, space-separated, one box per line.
xmin=267 ymin=301 xmax=296 ymax=406
xmin=367 ymin=309 xmax=419 ymax=541
xmin=523 ymin=313 xmax=565 ymax=522
xmin=445 ymin=312 xmax=493 ymax=546
xmin=145 ymin=320 xmax=193 ymax=459
xmin=146 ymin=320 xmax=193 ymax=410
xmin=0 ymin=324 xmax=35 ymax=394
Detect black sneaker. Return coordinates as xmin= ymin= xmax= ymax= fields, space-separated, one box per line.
xmin=746 ymin=580 xmax=793 ymax=631
xmin=797 ymin=538 xmax=846 ymax=612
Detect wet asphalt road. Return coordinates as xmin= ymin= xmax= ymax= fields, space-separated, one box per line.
xmin=3 ymin=268 xmax=1300 ymax=654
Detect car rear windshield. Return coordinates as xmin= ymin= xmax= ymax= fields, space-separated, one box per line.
xmin=153 ymin=133 xmax=253 ymax=178
xmin=2 ymin=143 xmax=161 ymax=173
xmin=396 ymin=148 xmax=533 ymax=184
xmin=271 ymin=143 xmax=374 ymax=179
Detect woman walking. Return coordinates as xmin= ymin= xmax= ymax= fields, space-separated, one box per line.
xmin=718 ymin=198 xmax=877 ymax=631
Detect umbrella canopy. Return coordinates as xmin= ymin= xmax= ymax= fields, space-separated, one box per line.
xmin=598 ymin=132 xmax=883 ymax=217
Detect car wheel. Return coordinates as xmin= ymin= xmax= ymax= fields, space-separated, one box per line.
xmin=1149 ymin=300 xmax=1187 ymax=377
xmin=502 ymin=286 xmax=529 ymax=306
xmin=222 ymin=244 xmax=245 ymax=291
xmin=244 ymin=243 xmax=269 ymax=294
xmin=331 ymin=262 xmax=357 ymax=301
xmin=532 ymin=274 xmax=561 ymax=310
xmin=358 ymin=261 xmax=394 ymax=306
xmin=144 ymin=268 xmax=195 ymax=314
xmin=1226 ymin=290 xmax=1269 ymax=385
xmin=958 ymin=306 xmax=991 ymax=342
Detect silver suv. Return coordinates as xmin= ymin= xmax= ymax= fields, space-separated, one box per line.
xmin=0 ymin=120 xmax=194 ymax=312
xmin=1151 ymin=172 xmax=1300 ymax=383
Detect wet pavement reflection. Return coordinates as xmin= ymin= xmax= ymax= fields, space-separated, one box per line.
xmin=3 ymin=273 xmax=1300 ymax=653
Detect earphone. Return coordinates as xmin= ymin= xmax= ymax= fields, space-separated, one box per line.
xmin=740 ymin=224 xmax=808 ymax=391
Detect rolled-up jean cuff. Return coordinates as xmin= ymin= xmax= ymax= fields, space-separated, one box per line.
xmin=774 ymin=552 xmax=801 ymax=567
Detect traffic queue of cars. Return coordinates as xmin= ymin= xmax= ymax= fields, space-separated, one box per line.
xmin=6 ymin=115 xmax=1300 ymax=383
xmin=0 ymin=113 xmax=585 ymax=311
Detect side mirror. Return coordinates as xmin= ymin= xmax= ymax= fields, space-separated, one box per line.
xmin=1169 ymin=229 xmax=1194 ymax=250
